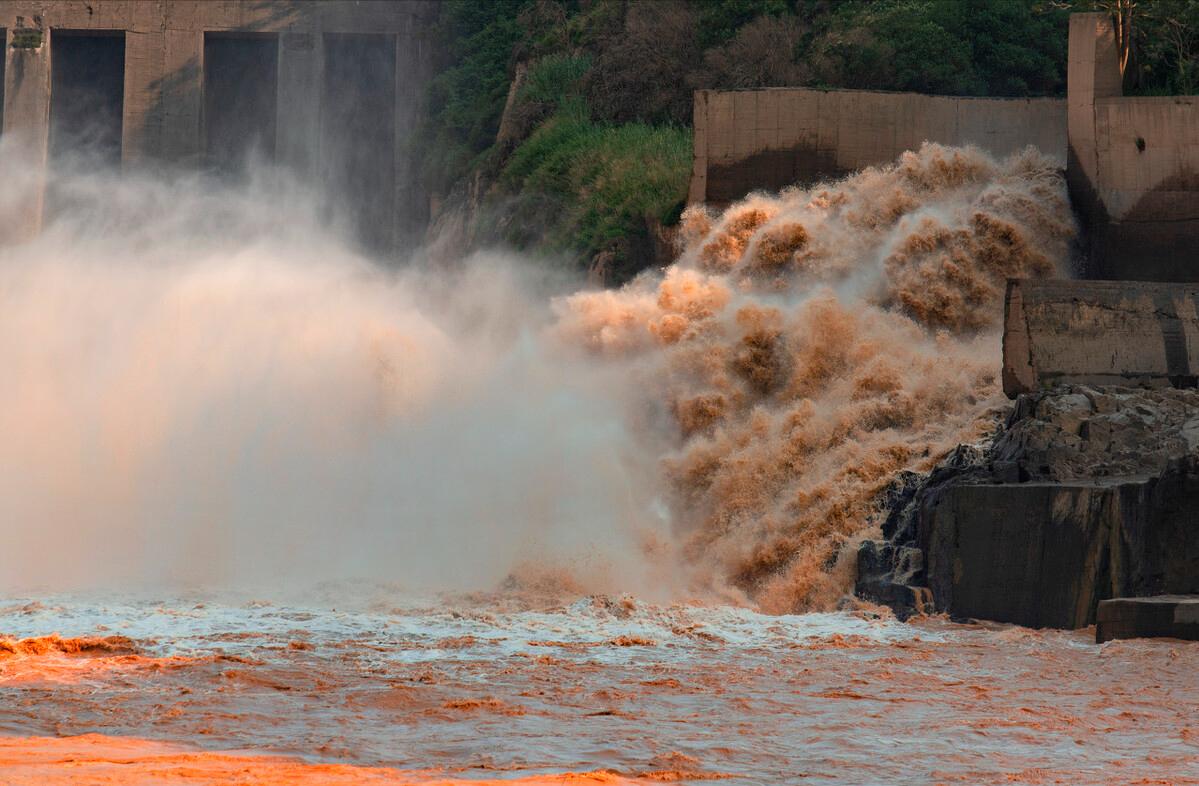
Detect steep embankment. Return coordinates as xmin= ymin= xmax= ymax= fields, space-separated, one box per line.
xmin=861 ymin=385 xmax=1199 ymax=626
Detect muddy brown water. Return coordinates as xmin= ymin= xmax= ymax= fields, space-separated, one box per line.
xmin=1 ymin=592 xmax=1196 ymax=784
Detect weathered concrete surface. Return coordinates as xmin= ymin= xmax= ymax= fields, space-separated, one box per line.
xmin=1096 ymin=595 xmax=1199 ymax=642
xmin=923 ymin=473 xmax=1199 ymax=629
xmin=1003 ymin=279 xmax=1199 ymax=397
xmin=690 ymin=14 xmax=1199 ymax=281
xmin=0 ymin=0 xmax=437 ymax=243
xmin=689 ymin=86 xmax=1065 ymax=205
xmin=859 ymin=385 xmax=1199 ymax=629
xmin=1068 ymin=13 xmax=1199 ymax=281
xmin=1 ymin=1 xmax=435 ymax=163
xmin=1 ymin=25 xmax=50 ymax=241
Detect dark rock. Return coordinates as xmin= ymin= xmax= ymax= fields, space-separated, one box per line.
xmin=1096 ymin=595 xmax=1199 ymax=643
xmin=858 ymin=384 xmax=1199 ymax=629
xmin=854 ymin=540 xmax=931 ymax=620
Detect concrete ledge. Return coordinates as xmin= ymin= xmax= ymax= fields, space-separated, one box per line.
xmin=1096 ymin=596 xmax=1199 ymax=642
xmin=924 ymin=481 xmax=1128 ymax=629
xmin=1002 ymin=279 xmax=1199 ymax=397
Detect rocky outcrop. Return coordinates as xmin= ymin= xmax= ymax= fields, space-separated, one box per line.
xmin=858 ymin=385 xmax=1199 ymax=627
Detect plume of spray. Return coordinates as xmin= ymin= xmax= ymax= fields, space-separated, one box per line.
xmin=0 ymin=136 xmax=675 ymax=600
xmin=0 ymin=137 xmax=1074 ymax=613
xmin=555 ymin=143 xmax=1075 ymax=612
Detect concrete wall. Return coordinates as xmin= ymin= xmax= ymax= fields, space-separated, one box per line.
xmin=1069 ymin=13 xmax=1199 ymax=281
xmin=0 ymin=1 xmax=436 ymax=244
xmin=689 ymin=87 xmax=1066 ymax=204
xmin=924 ymin=471 xmax=1199 ymax=629
xmin=1003 ymin=279 xmax=1199 ymax=396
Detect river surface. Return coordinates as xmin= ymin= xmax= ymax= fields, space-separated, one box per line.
xmin=1 ymin=590 xmax=1197 ymax=785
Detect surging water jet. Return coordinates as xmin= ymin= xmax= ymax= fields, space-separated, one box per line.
xmin=557 ymin=142 xmax=1075 ymax=611
xmin=0 ymin=140 xmax=1073 ymax=613
xmin=0 ymin=144 xmax=673 ymax=600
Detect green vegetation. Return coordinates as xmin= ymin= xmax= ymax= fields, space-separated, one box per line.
xmin=420 ymin=0 xmax=527 ymax=193
xmin=496 ymin=101 xmax=691 ymax=280
xmin=417 ymin=0 xmax=1199 ymax=282
xmin=810 ymin=1 xmax=1067 ymax=96
xmin=1129 ymin=0 xmax=1199 ymax=95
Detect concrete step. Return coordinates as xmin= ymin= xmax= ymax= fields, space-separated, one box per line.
xmin=1096 ymin=596 xmax=1199 ymax=643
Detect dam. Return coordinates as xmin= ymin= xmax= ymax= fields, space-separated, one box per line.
xmin=689 ymin=13 xmax=1199 ymax=283
xmin=0 ymin=0 xmax=435 ymax=248
xmin=4 ymin=6 xmax=1196 ymax=277
xmin=0 ymin=3 xmax=1197 ymax=783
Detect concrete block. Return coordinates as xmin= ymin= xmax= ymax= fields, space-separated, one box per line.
xmin=707 ymin=90 xmax=735 ymax=163
xmin=1003 ymin=279 xmax=1199 ymax=396
xmin=754 ymin=89 xmax=778 ymax=152
xmin=1096 ymin=595 xmax=1199 ymax=642
xmin=688 ymin=90 xmax=708 ymax=204
xmin=1 ymin=34 xmax=49 ymax=239
xmin=924 ymin=465 xmax=1199 ymax=629
xmin=276 ymin=31 xmax=321 ymax=176
xmin=732 ymin=91 xmax=758 ymax=159
xmin=689 ymin=84 xmax=1065 ymax=206
xmin=122 ymin=29 xmax=166 ymax=163
xmin=924 ymin=482 xmax=1122 ymax=629
xmin=158 ymin=28 xmax=202 ymax=162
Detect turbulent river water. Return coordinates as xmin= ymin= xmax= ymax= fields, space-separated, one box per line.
xmin=1 ymin=592 xmax=1198 ymax=784
xmin=1 ymin=142 xmax=1195 ymax=783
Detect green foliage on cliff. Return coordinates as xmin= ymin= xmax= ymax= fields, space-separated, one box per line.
xmin=421 ymin=0 xmax=527 ymax=192
xmin=1128 ymin=0 xmax=1199 ymax=95
xmin=519 ymin=54 xmax=592 ymax=106
xmin=417 ymin=0 xmax=1199 ymax=280
xmin=814 ymin=0 xmax=1068 ymax=96
xmin=694 ymin=0 xmax=793 ymax=48
xmin=496 ymin=101 xmax=691 ymax=279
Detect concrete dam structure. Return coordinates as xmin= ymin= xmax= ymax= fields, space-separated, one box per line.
xmin=859 ymin=279 xmax=1199 ymax=637
xmin=691 ymin=13 xmax=1199 ymax=283
xmin=0 ymin=0 xmax=435 ymax=249
xmin=688 ymin=87 xmax=1066 ymax=205
xmin=1068 ymin=13 xmax=1199 ymax=281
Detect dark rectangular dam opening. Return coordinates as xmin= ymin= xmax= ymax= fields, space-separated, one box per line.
xmin=321 ymin=33 xmax=397 ymax=253
xmin=0 ymin=29 xmax=6 ymax=133
xmin=204 ymin=33 xmax=279 ymax=174
xmin=48 ymin=30 xmax=126 ymax=167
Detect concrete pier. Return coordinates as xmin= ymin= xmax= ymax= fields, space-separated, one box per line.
xmin=1097 ymin=596 xmax=1199 ymax=643
xmin=1002 ymin=279 xmax=1199 ymax=397
xmin=0 ymin=0 xmax=436 ymax=247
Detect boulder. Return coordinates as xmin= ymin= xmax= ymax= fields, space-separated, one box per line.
xmin=861 ymin=384 xmax=1199 ymax=629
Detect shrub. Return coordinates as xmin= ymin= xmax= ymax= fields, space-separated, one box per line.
xmin=519 ymin=53 xmax=592 ymax=106
xmin=498 ymin=102 xmax=692 ymax=278
xmin=584 ymin=0 xmax=702 ymax=125
xmin=694 ymin=0 xmax=794 ymax=49
xmin=690 ymin=14 xmax=811 ymax=89
xmin=419 ymin=0 xmax=529 ymax=193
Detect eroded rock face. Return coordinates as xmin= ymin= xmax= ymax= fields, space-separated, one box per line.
xmin=857 ymin=385 xmax=1199 ymax=627
xmin=991 ymin=386 xmax=1199 ymax=481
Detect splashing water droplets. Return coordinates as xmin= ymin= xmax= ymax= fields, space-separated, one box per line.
xmin=557 ymin=143 xmax=1074 ymax=611
xmin=0 ymin=141 xmax=1072 ymax=612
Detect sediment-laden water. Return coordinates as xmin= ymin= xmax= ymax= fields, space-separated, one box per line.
xmin=1 ymin=592 xmax=1197 ymax=784
xmin=5 ymin=143 xmax=1190 ymax=784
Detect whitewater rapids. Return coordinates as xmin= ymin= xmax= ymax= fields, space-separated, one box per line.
xmin=8 ymin=141 xmax=1185 ymax=786
xmin=1 ymin=591 xmax=1196 ymax=784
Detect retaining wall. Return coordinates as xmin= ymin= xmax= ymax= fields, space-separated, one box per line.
xmin=688 ymin=87 xmax=1066 ymax=204
xmin=1068 ymin=13 xmax=1199 ymax=281
xmin=1002 ymin=279 xmax=1199 ymax=397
